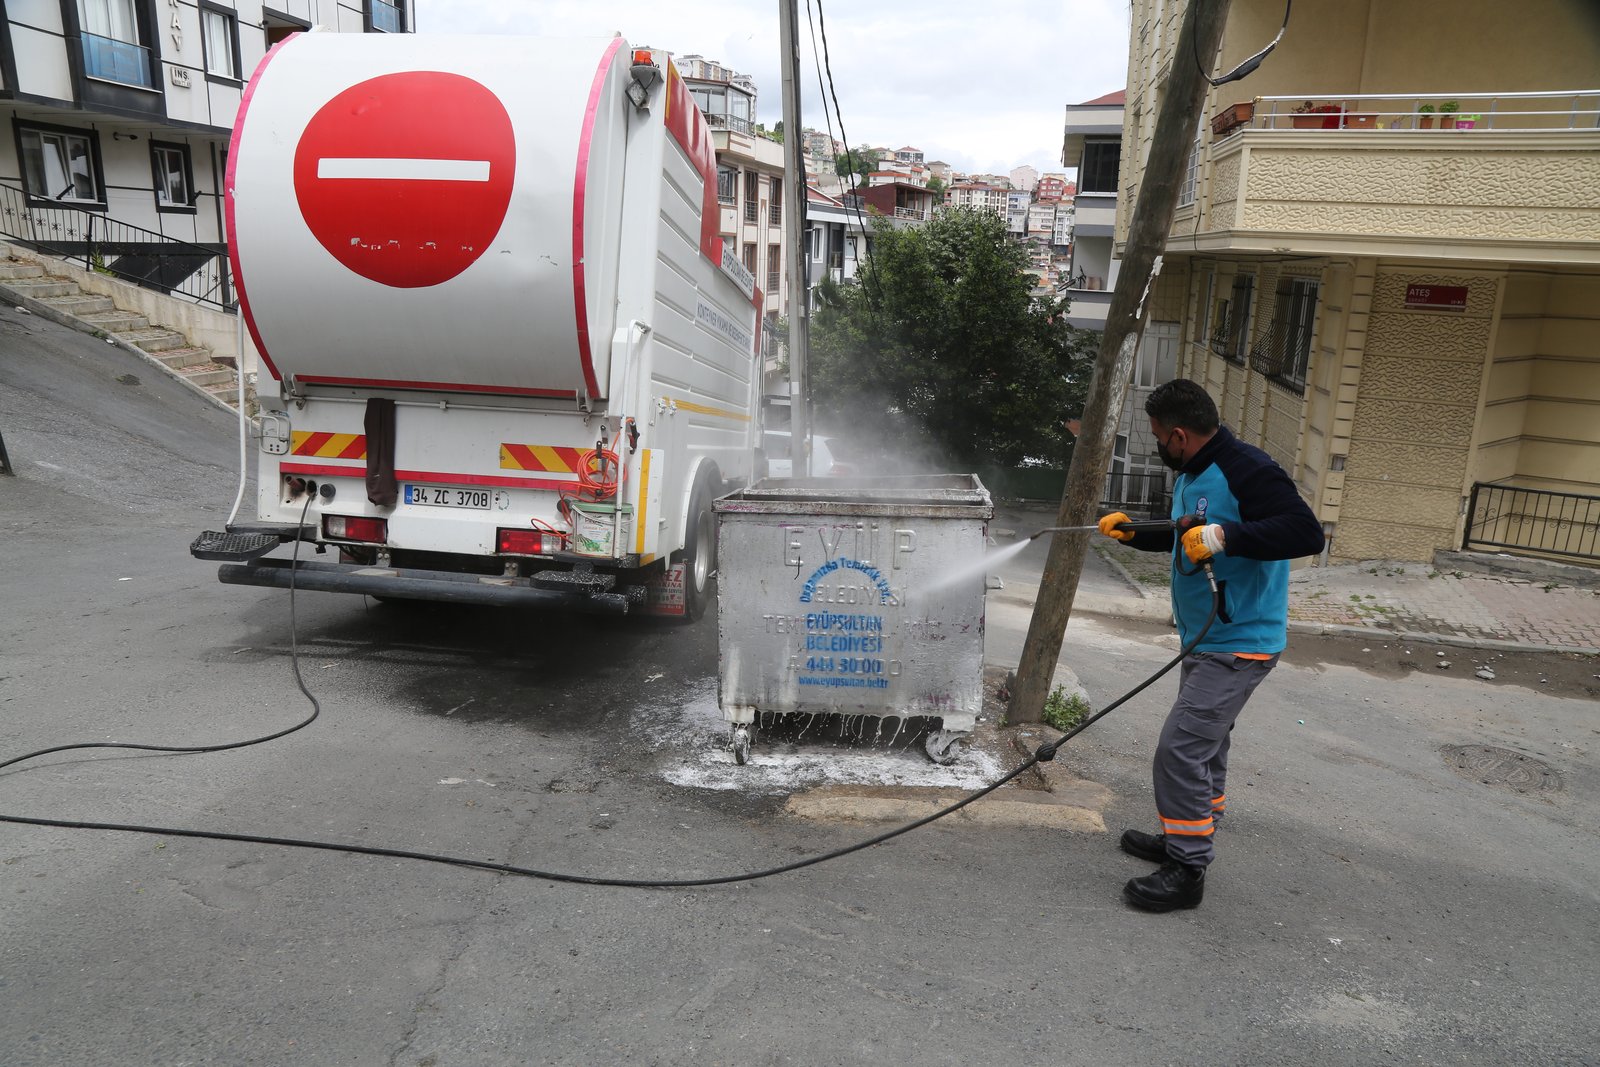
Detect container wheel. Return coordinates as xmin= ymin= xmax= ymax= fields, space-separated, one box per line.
xmin=731 ymin=726 xmax=752 ymax=766
xmin=924 ymin=729 xmax=964 ymax=766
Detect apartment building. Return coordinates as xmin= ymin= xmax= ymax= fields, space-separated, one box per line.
xmin=1035 ymin=173 xmax=1070 ymax=201
xmin=0 ymin=1 xmax=399 ymax=307
xmin=1116 ymin=0 xmax=1600 ymax=565
xmin=945 ymin=180 xmax=1008 ymax=216
xmin=1059 ymin=89 xmax=1125 ymax=332
xmin=1008 ymin=164 xmax=1037 ymax=193
xmin=1005 ymin=189 xmax=1028 ymax=235
xmin=711 ymin=122 xmax=788 ymax=378
xmin=677 ymin=53 xmax=758 ymax=134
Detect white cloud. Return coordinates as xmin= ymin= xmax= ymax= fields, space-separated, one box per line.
xmin=413 ymin=0 xmax=1131 ymax=177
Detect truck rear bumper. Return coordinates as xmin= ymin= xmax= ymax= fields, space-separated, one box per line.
xmin=217 ymin=557 xmax=641 ymax=614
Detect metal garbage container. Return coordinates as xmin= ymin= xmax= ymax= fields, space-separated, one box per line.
xmin=713 ymin=475 xmax=993 ymax=765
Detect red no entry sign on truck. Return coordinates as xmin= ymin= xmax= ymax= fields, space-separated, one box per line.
xmin=293 ymin=71 xmax=516 ymax=289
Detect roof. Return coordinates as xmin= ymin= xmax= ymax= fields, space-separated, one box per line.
xmin=1079 ymin=89 xmax=1126 ymax=106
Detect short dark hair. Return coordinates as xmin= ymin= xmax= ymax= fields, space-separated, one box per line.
xmin=1145 ymin=378 xmax=1219 ymax=433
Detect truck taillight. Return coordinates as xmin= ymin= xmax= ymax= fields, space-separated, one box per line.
xmin=323 ymin=516 xmax=387 ymax=543
xmin=498 ymin=528 xmax=558 ymax=555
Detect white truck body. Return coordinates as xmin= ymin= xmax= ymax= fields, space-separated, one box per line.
xmin=208 ymin=32 xmax=764 ymax=616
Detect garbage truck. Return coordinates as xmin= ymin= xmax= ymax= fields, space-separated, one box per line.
xmin=191 ymin=32 xmax=765 ymax=620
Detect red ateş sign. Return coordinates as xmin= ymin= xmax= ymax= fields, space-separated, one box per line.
xmin=294 ymin=71 xmax=516 ymax=289
xmin=1404 ymin=284 xmax=1469 ymax=311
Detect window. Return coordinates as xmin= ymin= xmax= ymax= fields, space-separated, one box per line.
xmin=1136 ymin=325 xmax=1178 ymax=388
xmin=201 ymin=5 xmax=239 ymax=80
xmin=1079 ymin=141 xmax=1121 ymax=194
xmin=768 ymin=177 xmax=782 ymax=226
xmin=369 ymin=0 xmax=404 ymax=33
xmin=149 ymin=141 xmax=193 ymax=211
xmin=742 ymin=242 xmax=756 ymax=273
xmin=1255 ymin=278 xmax=1319 ymax=391
xmin=1178 ymin=119 xmax=1202 ymax=207
xmin=766 ymin=244 xmax=781 ymax=294
xmin=716 ymin=165 xmax=737 ymax=205
xmin=18 ymin=124 xmax=102 ymax=205
xmin=1221 ymin=273 xmax=1255 ymax=364
xmin=78 ymin=0 xmax=152 ymax=87
xmin=744 ymin=171 xmax=759 ymax=223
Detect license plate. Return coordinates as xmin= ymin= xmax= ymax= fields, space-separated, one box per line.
xmin=403 ymin=484 xmax=491 ymax=510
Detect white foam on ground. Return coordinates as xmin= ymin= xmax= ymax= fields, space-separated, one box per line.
xmin=638 ymin=681 xmax=1004 ymax=795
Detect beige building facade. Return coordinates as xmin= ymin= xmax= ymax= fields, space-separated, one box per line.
xmin=1116 ymin=0 xmax=1600 ymax=566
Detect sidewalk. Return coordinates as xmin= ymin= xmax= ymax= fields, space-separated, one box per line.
xmin=1089 ymin=539 xmax=1600 ymax=656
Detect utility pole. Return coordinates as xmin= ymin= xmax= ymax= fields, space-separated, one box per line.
xmin=1009 ymin=0 xmax=1231 ymax=723
xmin=778 ymin=0 xmax=811 ymax=472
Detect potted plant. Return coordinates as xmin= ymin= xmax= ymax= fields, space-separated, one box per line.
xmin=1291 ymin=101 xmax=1343 ymax=129
xmin=1418 ymin=103 xmax=1436 ymax=129
xmin=1439 ymin=100 xmax=1459 ymax=129
xmin=1211 ymin=100 xmax=1255 ymax=136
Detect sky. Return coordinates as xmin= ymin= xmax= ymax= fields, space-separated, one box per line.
xmin=412 ymin=0 xmax=1133 ymax=179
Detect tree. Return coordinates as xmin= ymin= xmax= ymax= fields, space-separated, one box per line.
xmin=771 ymin=120 xmax=785 ymax=143
xmin=834 ymin=147 xmax=880 ymax=183
xmin=926 ymin=175 xmax=947 ymax=203
xmin=808 ymin=206 xmax=1096 ymax=471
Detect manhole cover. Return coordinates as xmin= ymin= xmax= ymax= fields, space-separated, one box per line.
xmin=1441 ymin=744 xmax=1563 ymax=794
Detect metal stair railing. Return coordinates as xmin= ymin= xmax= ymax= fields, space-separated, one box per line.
xmin=0 ymin=182 xmax=235 ymax=312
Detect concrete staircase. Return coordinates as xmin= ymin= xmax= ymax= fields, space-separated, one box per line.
xmin=0 ymin=253 xmax=251 ymax=411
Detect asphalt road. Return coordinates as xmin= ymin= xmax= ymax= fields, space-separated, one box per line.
xmin=3 ymin=305 xmax=1597 ymax=1066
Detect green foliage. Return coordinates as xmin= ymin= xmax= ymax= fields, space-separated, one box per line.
xmin=1043 ymin=685 xmax=1091 ymax=733
xmin=926 ymin=176 xmax=947 ymax=201
xmin=808 ymin=206 xmax=1096 ymax=469
xmin=834 ymin=147 xmax=880 ymax=182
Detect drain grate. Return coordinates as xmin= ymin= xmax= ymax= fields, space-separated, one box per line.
xmin=1442 ymin=744 xmax=1563 ymax=794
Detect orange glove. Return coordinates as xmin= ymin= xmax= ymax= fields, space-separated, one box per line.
xmin=1182 ymin=524 xmax=1226 ymax=564
xmin=1097 ymin=512 xmax=1135 ymax=542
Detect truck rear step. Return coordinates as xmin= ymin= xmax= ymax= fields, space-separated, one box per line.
xmin=217 ymin=557 xmax=645 ymax=614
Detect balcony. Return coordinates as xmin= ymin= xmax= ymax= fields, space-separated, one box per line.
xmin=1188 ymin=90 xmax=1600 ymax=264
xmin=1061 ymin=286 xmax=1112 ymax=331
xmin=80 ymin=32 xmax=153 ymax=89
xmin=893 ymin=206 xmax=930 ymax=222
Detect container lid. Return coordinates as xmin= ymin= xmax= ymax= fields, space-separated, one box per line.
xmin=571 ymin=500 xmax=634 ymax=515
xmin=715 ymin=474 xmax=992 ymax=519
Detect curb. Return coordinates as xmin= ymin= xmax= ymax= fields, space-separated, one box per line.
xmin=994 ymin=582 xmax=1595 ymax=657
xmin=1284 ymin=619 xmax=1598 ymax=658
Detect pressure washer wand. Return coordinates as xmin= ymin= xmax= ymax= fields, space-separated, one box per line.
xmin=1026 ymin=517 xmax=1184 ymax=541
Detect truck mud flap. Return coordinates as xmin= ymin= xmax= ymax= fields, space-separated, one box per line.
xmin=217 ymin=558 xmax=641 ymax=614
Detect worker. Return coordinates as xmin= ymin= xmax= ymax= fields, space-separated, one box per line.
xmin=1098 ymin=379 xmax=1324 ymax=911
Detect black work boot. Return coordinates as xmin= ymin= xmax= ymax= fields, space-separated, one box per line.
xmin=1123 ymin=860 xmax=1205 ymax=912
xmin=1119 ymin=828 xmax=1168 ymax=863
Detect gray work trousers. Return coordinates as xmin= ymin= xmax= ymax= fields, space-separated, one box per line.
xmin=1152 ymin=651 xmax=1278 ymax=868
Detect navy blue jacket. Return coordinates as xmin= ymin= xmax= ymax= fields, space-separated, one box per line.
xmin=1127 ymin=426 xmax=1325 ymax=653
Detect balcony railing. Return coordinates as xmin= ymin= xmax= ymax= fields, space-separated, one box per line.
xmin=766 ymin=271 xmax=780 ymax=293
xmin=1464 ymin=482 xmax=1600 ymax=563
xmin=1246 ymin=90 xmax=1600 ymax=133
xmin=702 ymin=112 xmax=754 ymax=136
xmin=0 ymin=182 xmax=234 ymax=311
xmin=371 ymin=0 xmax=403 ymax=33
xmin=80 ymin=32 xmax=153 ymax=88
xmin=893 ymin=206 xmax=929 ymax=221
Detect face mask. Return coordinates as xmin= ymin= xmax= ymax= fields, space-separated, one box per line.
xmin=1156 ymin=431 xmax=1185 ymax=471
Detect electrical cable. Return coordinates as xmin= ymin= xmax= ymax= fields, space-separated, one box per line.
xmin=0 ymin=496 xmax=320 ymax=775
xmin=0 ymin=527 xmax=1219 ymax=888
xmin=1194 ymin=0 xmax=1291 ymax=88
